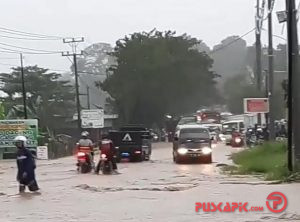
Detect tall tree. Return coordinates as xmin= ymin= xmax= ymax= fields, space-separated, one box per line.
xmin=0 ymin=66 xmax=75 ymax=131
xmin=76 ymin=43 xmax=114 ymax=110
xmin=100 ymin=30 xmax=220 ymax=126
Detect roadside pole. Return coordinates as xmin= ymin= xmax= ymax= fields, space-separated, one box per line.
xmin=286 ymin=0 xmax=300 ymax=171
xmin=62 ymin=37 xmax=84 ymax=131
xmin=268 ymin=0 xmax=275 ymax=140
xmin=256 ymin=0 xmax=263 ymax=125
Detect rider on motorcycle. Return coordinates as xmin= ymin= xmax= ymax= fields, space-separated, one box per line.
xmin=95 ymin=134 xmax=119 ymax=174
xmin=77 ymin=131 xmax=94 ymax=166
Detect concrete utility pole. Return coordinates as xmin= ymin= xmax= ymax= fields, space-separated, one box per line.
xmin=256 ymin=0 xmax=263 ymax=92
xmin=286 ymin=0 xmax=300 ymax=171
xmin=86 ymin=86 xmax=90 ymax=109
xmin=256 ymin=0 xmax=263 ymax=125
xmin=268 ymin=0 xmax=276 ymax=140
xmin=62 ymin=37 xmax=84 ymax=130
xmin=20 ymin=53 xmax=27 ymax=119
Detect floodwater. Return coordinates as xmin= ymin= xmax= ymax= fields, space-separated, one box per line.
xmin=0 ymin=143 xmax=300 ymax=222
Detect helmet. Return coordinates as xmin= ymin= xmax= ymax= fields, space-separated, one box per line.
xmin=81 ymin=131 xmax=89 ymax=137
xmin=14 ymin=135 xmax=27 ymax=147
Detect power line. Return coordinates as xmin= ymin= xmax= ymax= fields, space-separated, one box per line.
xmin=210 ymin=28 xmax=256 ymax=54
xmin=0 ymin=34 xmax=61 ymax=41
xmin=0 ymin=42 xmax=61 ymax=53
xmin=0 ymin=26 xmax=63 ymax=39
xmin=0 ymin=47 xmax=61 ymax=55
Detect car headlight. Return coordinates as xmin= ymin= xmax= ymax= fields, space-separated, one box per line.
xmin=177 ymin=148 xmax=188 ymax=155
xmin=202 ymin=147 xmax=212 ymax=155
xmin=235 ymin=138 xmax=242 ymax=143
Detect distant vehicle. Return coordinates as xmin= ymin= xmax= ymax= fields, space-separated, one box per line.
xmin=173 ymin=124 xmax=213 ymax=164
xmin=220 ymin=120 xmax=245 ymax=145
xmin=177 ymin=115 xmax=197 ymax=126
xmin=196 ymin=110 xmax=221 ymax=124
xmin=200 ymin=123 xmax=222 ymax=142
xmin=109 ymin=125 xmax=152 ymax=162
xmin=220 ymin=112 xmax=233 ymax=122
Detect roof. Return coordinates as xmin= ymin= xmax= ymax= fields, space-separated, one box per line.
xmin=176 ymin=124 xmax=208 ymax=130
xmin=222 ymin=120 xmax=244 ymax=124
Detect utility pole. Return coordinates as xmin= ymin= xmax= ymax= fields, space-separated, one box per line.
xmin=86 ymin=86 xmax=90 ymax=109
xmin=268 ymin=0 xmax=275 ymax=140
xmin=256 ymin=0 xmax=263 ymax=125
xmin=62 ymin=37 xmax=84 ymax=130
xmin=286 ymin=0 xmax=300 ymax=171
xmin=20 ymin=53 xmax=27 ymax=119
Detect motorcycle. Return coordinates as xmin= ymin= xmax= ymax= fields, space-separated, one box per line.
xmin=96 ymin=153 xmax=113 ymax=175
xmin=231 ymin=133 xmax=244 ymax=147
xmin=76 ymin=146 xmax=93 ymax=174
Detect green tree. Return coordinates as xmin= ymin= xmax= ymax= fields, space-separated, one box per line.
xmin=100 ymin=30 xmax=220 ymax=126
xmin=0 ymin=66 xmax=75 ymax=131
xmin=224 ymin=73 xmax=285 ymax=119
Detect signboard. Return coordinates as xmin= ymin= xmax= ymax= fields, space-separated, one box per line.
xmin=0 ymin=119 xmax=38 ymax=149
xmin=81 ymin=109 xmax=104 ymax=128
xmin=244 ymin=98 xmax=269 ymax=113
xmin=37 ymin=146 xmax=48 ymax=160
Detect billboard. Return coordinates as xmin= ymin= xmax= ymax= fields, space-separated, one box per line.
xmin=0 ymin=119 xmax=38 ymax=149
xmin=243 ymin=98 xmax=269 ymax=113
xmin=81 ymin=109 xmax=104 ymax=128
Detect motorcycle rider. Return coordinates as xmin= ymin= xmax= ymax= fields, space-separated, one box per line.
xmin=77 ymin=131 xmax=94 ymax=168
xmin=15 ymin=135 xmax=39 ymax=193
xmin=95 ymin=134 xmax=119 ymax=174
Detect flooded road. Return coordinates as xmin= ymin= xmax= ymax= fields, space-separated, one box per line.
xmin=1 ymin=142 xmax=300 ymax=222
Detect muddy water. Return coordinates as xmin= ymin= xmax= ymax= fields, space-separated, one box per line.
xmin=0 ymin=143 xmax=299 ymax=222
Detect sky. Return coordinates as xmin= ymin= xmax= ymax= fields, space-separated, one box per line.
xmin=0 ymin=0 xmax=294 ymax=73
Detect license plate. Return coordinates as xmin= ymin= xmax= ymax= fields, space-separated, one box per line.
xmin=191 ymin=154 xmax=200 ymax=157
xmin=121 ymin=152 xmax=130 ymax=157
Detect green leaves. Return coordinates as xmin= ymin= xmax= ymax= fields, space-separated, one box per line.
xmin=101 ymin=30 xmax=220 ymax=126
xmin=0 ymin=66 xmax=75 ymax=130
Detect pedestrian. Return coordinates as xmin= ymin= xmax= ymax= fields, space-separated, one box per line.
xmin=15 ymin=135 xmax=39 ymax=193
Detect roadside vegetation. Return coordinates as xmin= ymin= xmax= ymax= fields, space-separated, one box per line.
xmin=224 ymin=142 xmax=300 ymax=181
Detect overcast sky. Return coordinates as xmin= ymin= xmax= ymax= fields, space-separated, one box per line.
xmin=0 ymin=0 xmax=293 ymax=73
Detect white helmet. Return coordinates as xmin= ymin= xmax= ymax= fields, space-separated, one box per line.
xmin=81 ymin=131 xmax=89 ymax=137
xmin=14 ymin=135 xmax=27 ymax=146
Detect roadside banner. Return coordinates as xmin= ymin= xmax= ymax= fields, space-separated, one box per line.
xmin=243 ymin=98 xmax=269 ymax=113
xmin=81 ymin=109 xmax=104 ymax=128
xmin=0 ymin=119 xmax=38 ymax=149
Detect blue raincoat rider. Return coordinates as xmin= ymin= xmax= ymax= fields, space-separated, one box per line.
xmin=15 ymin=135 xmax=39 ymax=193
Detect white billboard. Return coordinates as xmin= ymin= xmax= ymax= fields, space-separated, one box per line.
xmin=81 ymin=109 xmax=104 ymax=128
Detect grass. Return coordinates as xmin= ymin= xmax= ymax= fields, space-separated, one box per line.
xmin=230 ymin=142 xmax=291 ymax=181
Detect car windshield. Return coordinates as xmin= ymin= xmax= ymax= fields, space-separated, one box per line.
xmin=222 ymin=122 xmax=238 ymax=131
xmin=180 ymin=128 xmax=209 ymax=139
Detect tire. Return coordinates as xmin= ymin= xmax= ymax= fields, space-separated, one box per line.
xmin=144 ymin=154 xmax=150 ymax=161
xmin=174 ymin=156 xmax=182 ymax=164
xmin=81 ymin=163 xmax=90 ymax=173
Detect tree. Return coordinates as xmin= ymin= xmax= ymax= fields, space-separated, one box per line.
xmin=76 ymin=43 xmax=115 ymax=109
xmin=224 ymin=73 xmax=285 ymax=119
xmin=212 ymin=36 xmax=248 ymax=86
xmin=100 ymin=30 xmax=220 ymax=126
xmin=223 ymin=73 xmax=263 ymax=114
xmin=0 ymin=66 xmax=75 ymax=131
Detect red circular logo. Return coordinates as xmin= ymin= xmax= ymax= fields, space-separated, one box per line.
xmin=266 ymin=192 xmax=288 ymax=213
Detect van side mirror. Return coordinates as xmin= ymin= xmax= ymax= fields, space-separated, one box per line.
xmin=174 ymin=137 xmax=179 ymax=141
